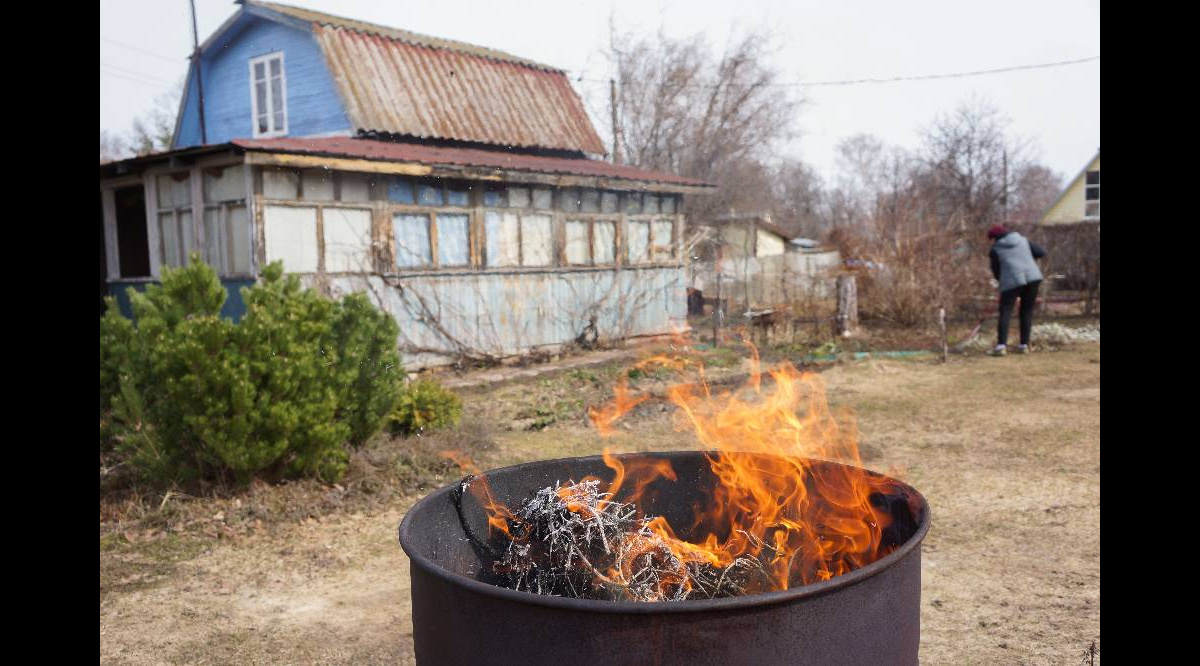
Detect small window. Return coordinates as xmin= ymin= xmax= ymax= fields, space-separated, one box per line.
xmin=155 ymin=172 xmax=194 ymax=269
xmin=644 ymin=195 xmax=660 ymax=214
xmin=565 ymin=220 xmax=590 ymax=265
xmin=623 ymin=192 xmax=642 ymax=215
xmin=507 ymin=187 xmax=530 ymax=208
xmin=627 ymin=220 xmax=650 ymax=264
xmin=446 ymin=186 xmax=470 ymax=207
xmin=561 ymin=188 xmax=581 ymax=213
xmin=593 ymin=221 xmax=616 ymax=265
xmin=651 ymin=220 xmax=675 ymax=261
xmin=1084 ymin=170 xmax=1099 ymax=219
xmin=532 ymin=188 xmax=553 ymax=210
xmin=203 ymin=165 xmax=245 ymax=203
xmin=394 ymin=214 xmax=432 ymax=268
xmin=565 ymin=219 xmax=618 ymax=266
xmin=389 ymin=177 xmax=415 ymax=204
xmin=157 ymin=173 xmax=191 ymax=208
xmin=263 ymin=167 xmax=299 ymax=199
xmin=601 ymin=191 xmax=619 ymax=213
xmin=485 ymin=211 xmax=520 ymax=267
xmin=302 ymin=169 xmax=335 ymax=201
xmin=436 ymin=214 xmax=470 ymax=266
xmin=520 ymin=215 xmax=554 ymax=266
xmin=417 ymin=184 xmax=443 ymax=206
xmin=201 ymin=165 xmax=251 ymax=275
xmin=484 ymin=188 xmax=505 ymax=207
xmin=581 ymin=189 xmax=601 ymax=213
xmin=661 ymin=195 xmax=676 ymax=214
xmin=324 ymin=208 xmax=373 ymax=273
xmin=249 ymin=52 xmax=287 ymax=138
xmin=158 ymin=210 xmax=190 ymax=268
xmin=264 ymin=205 xmax=318 ymax=272
xmin=227 ymin=205 xmax=252 ymax=274
xmin=339 ymin=173 xmax=371 ymax=202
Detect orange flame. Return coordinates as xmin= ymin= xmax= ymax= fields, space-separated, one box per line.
xmin=440 ymin=451 xmax=516 ymax=538
xmin=585 ymin=339 xmax=905 ymax=591
xmin=587 ymin=377 xmax=649 ymax=436
xmin=448 ymin=336 xmax=908 ymax=595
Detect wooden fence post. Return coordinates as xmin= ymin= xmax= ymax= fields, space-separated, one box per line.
xmin=835 ymin=274 xmax=857 ymax=337
xmin=938 ymin=307 xmax=948 ymax=363
xmin=713 ymin=272 xmax=723 ymax=346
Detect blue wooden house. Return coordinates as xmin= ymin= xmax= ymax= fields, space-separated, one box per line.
xmin=99 ymin=1 xmax=710 ymax=368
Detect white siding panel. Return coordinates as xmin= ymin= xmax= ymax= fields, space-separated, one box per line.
xmin=565 ymin=221 xmax=590 ymax=265
xmin=324 ymin=208 xmax=373 ymax=273
xmin=520 ymin=214 xmax=553 ymax=266
xmin=485 ymin=212 xmax=520 ymax=267
xmin=264 ymin=205 xmax=319 ymax=272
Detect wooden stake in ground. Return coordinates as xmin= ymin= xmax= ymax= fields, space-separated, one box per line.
xmin=836 ymin=275 xmax=857 ymax=337
xmin=938 ymin=307 xmax=948 ymax=363
xmin=713 ymin=272 xmax=723 ymax=346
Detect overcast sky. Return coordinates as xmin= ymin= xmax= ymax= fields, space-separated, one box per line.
xmin=100 ymin=0 xmax=1100 ymax=182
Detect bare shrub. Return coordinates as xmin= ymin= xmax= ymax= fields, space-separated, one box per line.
xmin=1019 ymin=222 xmax=1100 ymax=314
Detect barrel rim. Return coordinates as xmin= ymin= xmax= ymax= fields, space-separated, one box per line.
xmin=399 ymin=450 xmax=930 ymax=615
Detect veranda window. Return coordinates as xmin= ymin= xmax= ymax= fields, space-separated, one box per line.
xmin=155 ymin=172 xmax=193 ymax=268
xmin=201 ymin=165 xmax=251 ymax=276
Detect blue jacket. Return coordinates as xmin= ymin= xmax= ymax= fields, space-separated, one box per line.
xmin=989 ymin=232 xmax=1045 ymax=292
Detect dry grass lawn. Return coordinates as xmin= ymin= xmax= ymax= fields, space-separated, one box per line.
xmin=100 ymin=343 xmax=1100 ymax=665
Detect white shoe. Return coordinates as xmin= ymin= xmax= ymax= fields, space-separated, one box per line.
xmin=988 ymin=345 xmax=1007 ymax=357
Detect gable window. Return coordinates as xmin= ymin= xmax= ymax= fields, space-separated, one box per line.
xmin=1084 ymin=170 xmax=1099 ymax=219
xmin=249 ymin=52 xmax=287 ymax=138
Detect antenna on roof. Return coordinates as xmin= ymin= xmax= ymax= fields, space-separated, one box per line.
xmin=189 ymin=0 xmax=208 ymax=144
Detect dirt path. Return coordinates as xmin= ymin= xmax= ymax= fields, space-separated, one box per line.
xmin=100 ymin=344 xmax=1100 ymax=665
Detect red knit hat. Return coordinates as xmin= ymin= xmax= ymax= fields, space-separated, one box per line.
xmin=986 ymin=224 xmax=1008 ymax=240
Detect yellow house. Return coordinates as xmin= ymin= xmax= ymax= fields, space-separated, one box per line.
xmin=1040 ymin=150 xmax=1100 ymax=225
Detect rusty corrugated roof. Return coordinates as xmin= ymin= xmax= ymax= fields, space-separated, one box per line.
xmin=245 ymin=1 xmax=607 ymax=155
xmin=247 ymin=1 xmax=558 ymax=71
xmin=233 ymin=137 xmax=710 ymax=188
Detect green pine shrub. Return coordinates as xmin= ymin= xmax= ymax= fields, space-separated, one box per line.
xmin=389 ymin=379 xmax=463 ymax=436
xmin=99 ymin=254 xmax=405 ymax=486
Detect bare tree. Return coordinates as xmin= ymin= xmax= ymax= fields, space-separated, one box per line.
xmin=99 ymin=129 xmax=128 ymax=165
xmin=770 ymin=158 xmax=825 ymax=239
xmin=1007 ymin=164 xmax=1064 ymax=225
xmin=608 ymin=26 xmax=802 ymax=222
xmin=99 ymin=78 xmax=184 ymax=163
xmin=917 ymin=96 xmax=1032 ymax=231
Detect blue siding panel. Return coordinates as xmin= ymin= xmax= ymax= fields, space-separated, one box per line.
xmin=108 ymin=281 xmax=149 ymax=320
xmin=175 ymin=15 xmax=351 ymax=148
xmin=107 ymin=279 xmax=254 ymax=323
xmin=220 ymin=279 xmax=256 ymax=321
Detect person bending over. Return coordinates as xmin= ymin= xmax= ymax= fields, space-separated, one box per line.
xmin=987 ymin=225 xmax=1046 ymax=356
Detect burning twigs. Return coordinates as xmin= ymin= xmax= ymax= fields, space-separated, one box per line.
xmin=457 ymin=477 xmax=771 ymax=602
xmin=444 ymin=337 xmax=921 ymax=603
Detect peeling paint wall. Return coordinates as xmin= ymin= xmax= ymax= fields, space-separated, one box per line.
xmin=315 ymin=267 xmax=685 ymax=368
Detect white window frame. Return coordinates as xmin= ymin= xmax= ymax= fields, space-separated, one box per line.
xmin=249 ymin=52 xmax=288 ymax=138
xmin=1083 ymin=170 xmax=1099 ymax=219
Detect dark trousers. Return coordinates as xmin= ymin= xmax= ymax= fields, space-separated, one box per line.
xmin=998 ymin=281 xmax=1041 ymax=346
